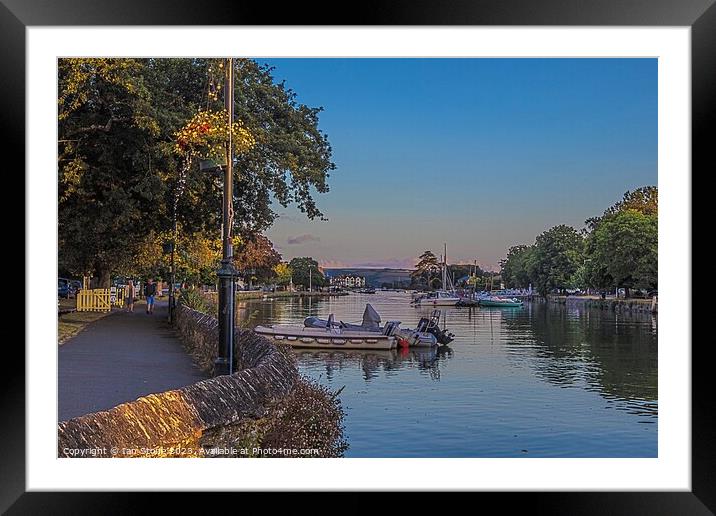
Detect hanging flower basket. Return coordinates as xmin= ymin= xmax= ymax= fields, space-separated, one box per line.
xmin=173 ymin=109 xmax=255 ymax=169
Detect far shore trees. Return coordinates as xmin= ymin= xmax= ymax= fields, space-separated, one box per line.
xmin=499 ymin=245 xmax=533 ymax=289
xmin=528 ymin=225 xmax=584 ymax=297
xmin=233 ymin=234 xmax=282 ymax=287
xmin=288 ymin=257 xmax=327 ymax=290
xmin=410 ymin=251 xmax=440 ymax=289
xmin=585 ymin=209 xmax=657 ymax=296
xmin=273 ymin=263 xmax=293 ymax=287
xmin=499 ymin=186 xmax=657 ymax=298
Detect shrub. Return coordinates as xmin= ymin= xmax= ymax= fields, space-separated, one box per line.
xmin=179 ymin=288 xmax=209 ymax=312
xmin=260 ymin=377 xmax=349 ymax=457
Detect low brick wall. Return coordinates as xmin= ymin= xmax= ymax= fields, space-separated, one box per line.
xmin=57 ymin=306 xmax=298 ymax=457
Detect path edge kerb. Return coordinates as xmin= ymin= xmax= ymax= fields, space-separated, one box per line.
xmin=57 ymin=306 xmax=298 ymax=457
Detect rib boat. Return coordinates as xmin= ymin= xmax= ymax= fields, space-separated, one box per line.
xmin=254 ymin=304 xmax=453 ymax=349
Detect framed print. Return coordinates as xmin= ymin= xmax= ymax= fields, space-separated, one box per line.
xmin=7 ymin=0 xmax=711 ymax=512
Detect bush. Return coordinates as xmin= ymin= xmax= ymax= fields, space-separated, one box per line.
xmin=260 ymin=377 xmax=349 ymax=457
xmin=179 ymin=288 xmax=209 ymax=312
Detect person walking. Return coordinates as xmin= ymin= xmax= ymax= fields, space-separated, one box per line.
xmin=144 ymin=278 xmax=157 ymax=314
xmin=125 ymin=280 xmax=137 ymax=313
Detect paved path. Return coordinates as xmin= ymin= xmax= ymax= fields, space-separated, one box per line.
xmin=58 ymin=301 xmax=206 ymax=421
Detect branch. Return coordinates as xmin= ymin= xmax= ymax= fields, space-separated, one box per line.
xmin=63 ymin=117 xmax=129 ymax=137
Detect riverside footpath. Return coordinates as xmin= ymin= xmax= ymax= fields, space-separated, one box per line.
xmin=58 ymin=300 xmax=206 ymax=421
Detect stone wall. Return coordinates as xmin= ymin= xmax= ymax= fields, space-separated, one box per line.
xmin=549 ymin=295 xmax=657 ymax=314
xmin=57 ymin=306 xmax=298 ymax=457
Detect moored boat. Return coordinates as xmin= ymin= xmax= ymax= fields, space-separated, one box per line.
xmin=256 ymin=325 xmax=397 ymax=349
xmin=478 ymin=296 xmax=523 ymax=307
xmin=254 ymin=304 xmax=453 ymax=349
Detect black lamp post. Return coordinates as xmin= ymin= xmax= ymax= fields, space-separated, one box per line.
xmin=214 ymin=57 xmax=236 ymax=377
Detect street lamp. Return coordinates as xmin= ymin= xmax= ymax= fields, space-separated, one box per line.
xmin=214 ymin=57 xmax=236 ymax=377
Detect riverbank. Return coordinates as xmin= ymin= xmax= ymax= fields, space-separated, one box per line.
xmin=548 ymin=295 xmax=657 ymax=314
xmin=57 ymin=303 xmax=348 ymax=458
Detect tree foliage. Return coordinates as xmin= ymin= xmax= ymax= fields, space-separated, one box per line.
xmin=288 ymin=257 xmax=326 ymax=289
xmin=116 ymin=228 xmax=224 ymax=286
xmin=233 ymin=234 xmax=282 ymax=283
xmin=527 ymin=225 xmax=584 ymax=296
xmin=58 ymin=58 xmax=165 ymax=284
xmin=58 ymin=58 xmax=335 ymax=285
xmin=499 ymin=245 xmax=534 ymax=288
xmin=410 ymin=251 xmax=440 ymax=288
xmin=587 ymin=210 xmax=657 ymax=292
xmin=500 ymin=186 xmax=658 ymax=297
xmin=273 ymin=263 xmax=293 ymax=286
xmin=585 ymin=185 xmax=657 ymax=231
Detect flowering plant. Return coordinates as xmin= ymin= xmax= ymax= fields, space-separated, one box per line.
xmin=174 ymin=109 xmax=255 ymax=164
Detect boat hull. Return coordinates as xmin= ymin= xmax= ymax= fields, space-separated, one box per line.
xmin=253 ymin=325 xmax=396 ymax=350
xmin=478 ymin=300 xmax=523 ymax=307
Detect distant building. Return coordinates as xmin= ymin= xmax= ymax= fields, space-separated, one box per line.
xmin=329 ymin=274 xmax=366 ymax=288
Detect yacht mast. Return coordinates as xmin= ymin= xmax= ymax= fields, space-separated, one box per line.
xmin=443 ymin=243 xmax=447 ymax=290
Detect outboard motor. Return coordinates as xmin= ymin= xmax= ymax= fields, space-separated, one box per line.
xmin=417 ymin=310 xmax=455 ymax=345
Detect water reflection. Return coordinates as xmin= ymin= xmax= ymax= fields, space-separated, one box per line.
xmin=238 ymin=292 xmax=658 ymax=456
xmin=500 ymin=302 xmax=657 ymax=420
xmin=291 ymin=345 xmax=453 ymax=382
xmin=240 ymin=294 xmax=657 ymax=415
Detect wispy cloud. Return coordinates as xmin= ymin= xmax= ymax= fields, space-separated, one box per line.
xmin=287 ymin=234 xmax=321 ymax=245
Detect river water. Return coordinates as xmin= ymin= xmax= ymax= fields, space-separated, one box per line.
xmin=237 ymin=291 xmax=657 ymax=458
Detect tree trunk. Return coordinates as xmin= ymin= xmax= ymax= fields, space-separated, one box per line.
xmin=96 ymin=266 xmax=112 ymax=288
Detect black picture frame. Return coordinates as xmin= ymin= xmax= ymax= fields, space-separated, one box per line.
xmin=7 ymin=0 xmax=710 ymax=512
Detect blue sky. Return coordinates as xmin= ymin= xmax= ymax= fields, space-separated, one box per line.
xmin=258 ymin=58 xmax=657 ymax=270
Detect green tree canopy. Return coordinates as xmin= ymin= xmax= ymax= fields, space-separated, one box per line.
xmin=58 ymin=58 xmax=336 ymax=286
xmin=288 ymin=257 xmax=326 ymax=289
xmin=586 ymin=185 xmax=657 ymax=231
xmin=587 ymin=210 xmax=657 ymax=293
xmin=273 ymin=263 xmax=293 ymax=286
xmin=527 ymin=225 xmax=584 ymax=296
xmin=499 ymin=245 xmax=534 ymax=288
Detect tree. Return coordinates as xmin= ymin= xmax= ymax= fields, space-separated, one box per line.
xmin=58 ymin=58 xmax=164 ymax=285
xmin=233 ymin=234 xmax=282 ymax=284
xmin=288 ymin=257 xmax=326 ymax=289
xmin=499 ymin=245 xmax=534 ymax=288
xmin=587 ymin=210 xmax=657 ymax=296
xmin=273 ymin=263 xmax=293 ymax=286
xmin=58 ymin=58 xmax=336 ymax=285
xmin=115 ymin=228 xmax=223 ymax=286
xmin=586 ymin=186 xmax=657 ymax=231
xmin=527 ymin=225 xmax=584 ymax=297
xmin=410 ymin=251 xmax=440 ymax=288
xmin=582 ymin=186 xmax=658 ymax=294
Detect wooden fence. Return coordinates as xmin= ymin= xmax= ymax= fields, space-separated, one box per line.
xmin=77 ymin=287 xmax=125 ymax=312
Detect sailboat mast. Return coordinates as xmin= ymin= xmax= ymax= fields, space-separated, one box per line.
xmin=443 ymin=243 xmax=447 ymax=290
